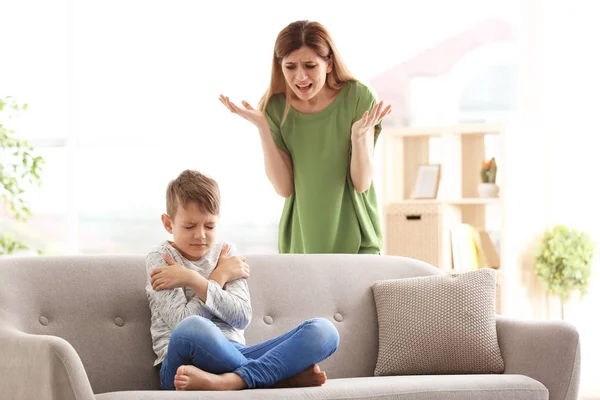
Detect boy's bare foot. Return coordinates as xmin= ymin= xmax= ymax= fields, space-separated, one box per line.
xmin=174 ymin=365 xmax=247 ymax=391
xmin=273 ymin=364 xmax=327 ymax=388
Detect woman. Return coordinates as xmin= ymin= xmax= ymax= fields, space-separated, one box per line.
xmin=220 ymin=20 xmax=391 ymax=254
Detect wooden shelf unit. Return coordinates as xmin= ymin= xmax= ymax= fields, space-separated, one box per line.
xmin=381 ymin=123 xmax=505 ymax=272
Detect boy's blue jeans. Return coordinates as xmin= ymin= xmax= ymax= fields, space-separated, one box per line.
xmin=159 ymin=315 xmax=340 ymax=390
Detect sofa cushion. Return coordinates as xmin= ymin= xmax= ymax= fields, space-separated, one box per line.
xmin=94 ymin=375 xmax=547 ymax=400
xmin=372 ymin=268 xmax=504 ymax=376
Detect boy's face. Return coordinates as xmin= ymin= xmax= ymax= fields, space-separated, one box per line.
xmin=161 ymin=202 xmax=218 ymax=261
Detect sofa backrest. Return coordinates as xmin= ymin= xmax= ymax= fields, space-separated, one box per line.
xmin=0 ymin=253 xmax=440 ymax=394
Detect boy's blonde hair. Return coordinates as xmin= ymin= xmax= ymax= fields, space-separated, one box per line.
xmin=166 ymin=170 xmax=220 ymax=219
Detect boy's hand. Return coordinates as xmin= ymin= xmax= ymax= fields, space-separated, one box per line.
xmin=151 ymin=253 xmax=193 ymax=291
xmin=210 ymin=244 xmax=250 ymax=287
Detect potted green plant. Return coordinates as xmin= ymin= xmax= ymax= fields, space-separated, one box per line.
xmin=478 ymin=157 xmax=499 ymax=198
xmin=533 ymin=224 xmax=596 ymax=319
xmin=0 ymin=96 xmax=44 ymax=255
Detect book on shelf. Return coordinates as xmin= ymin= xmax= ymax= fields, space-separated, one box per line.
xmin=474 ymin=229 xmax=500 ymax=269
xmin=450 ymin=224 xmax=478 ymax=271
xmin=450 ymin=224 xmax=500 ymax=271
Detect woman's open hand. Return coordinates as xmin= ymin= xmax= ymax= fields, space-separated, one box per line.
xmin=220 ymin=95 xmax=269 ymax=131
xmin=351 ymin=101 xmax=392 ymax=141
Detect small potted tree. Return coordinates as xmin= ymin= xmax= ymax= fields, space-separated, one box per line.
xmin=0 ymin=96 xmax=44 ymax=255
xmin=478 ymin=157 xmax=499 ymax=198
xmin=533 ymin=224 xmax=596 ymax=319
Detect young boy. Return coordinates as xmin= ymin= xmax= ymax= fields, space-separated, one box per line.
xmin=146 ymin=169 xmax=340 ymax=391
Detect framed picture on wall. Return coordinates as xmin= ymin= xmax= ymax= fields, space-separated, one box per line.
xmin=410 ymin=164 xmax=441 ymax=199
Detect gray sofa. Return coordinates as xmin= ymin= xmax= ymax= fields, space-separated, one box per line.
xmin=0 ymin=254 xmax=580 ymax=399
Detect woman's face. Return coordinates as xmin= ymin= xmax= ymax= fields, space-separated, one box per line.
xmin=281 ymin=45 xmax=332 ymax=101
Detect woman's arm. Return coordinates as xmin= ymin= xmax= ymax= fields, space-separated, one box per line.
xmin=350 ymin=128 xmax=376 ymax=193
xmin=258 ymin=125 xmax=294 ymax=198
xmin=350 ymin=101 xmax=391 ymax=193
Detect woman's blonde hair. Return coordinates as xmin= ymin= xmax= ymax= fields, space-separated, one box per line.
xmin=258 ymin=20 xmax=355 ymax=124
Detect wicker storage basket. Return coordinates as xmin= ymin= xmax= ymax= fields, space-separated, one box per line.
xmin=384 ymin=203 xmax=461 ymax=270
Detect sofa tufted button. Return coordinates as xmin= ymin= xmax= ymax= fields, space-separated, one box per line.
xmin=114 ymin=317 xmax=124 ymax=327
xmin=39 ymin=316 xmax=49 ymax=326
xmin=334 ymin=313 xmax=343 ymax=322
xmin=263 ymin=316 xmax=273 ymax=325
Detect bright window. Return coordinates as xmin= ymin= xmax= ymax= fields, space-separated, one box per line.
xmin=1 ymin=0 xmax=518 ymax=255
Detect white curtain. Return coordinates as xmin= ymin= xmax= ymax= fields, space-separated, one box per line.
xmin=515 ymin=0 xmax=600 ymax=395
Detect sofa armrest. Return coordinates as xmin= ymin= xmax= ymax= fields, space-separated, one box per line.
xmin=496 ymin=315 xmax=580 ymax=400
xmin=0 ymin=311 xmax=95 ymax=400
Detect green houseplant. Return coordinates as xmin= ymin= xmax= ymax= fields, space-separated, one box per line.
xmin=0 ymin=96 xmax=44 ymax=255
xmin=533 ymin=224 xmax=596 ymax=319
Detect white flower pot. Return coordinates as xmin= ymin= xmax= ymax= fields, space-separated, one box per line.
xmin=478 ymin=183 xmax=500 ymax=198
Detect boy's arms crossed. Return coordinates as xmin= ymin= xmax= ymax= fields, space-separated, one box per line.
xmin=205 ymin=276 xmax=252 ymax=330
xmin=209 ymin=243 xmax=250 ymax=287
xmin=146 ymin=243 xmax=252 ymax=330
xmin=204 ymin=243 xmax=253 ymax=330
xmin=150 ymin=252 xmax=209 ymax=300
xmin=145 ymin=251 xmax=212 ymax=331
